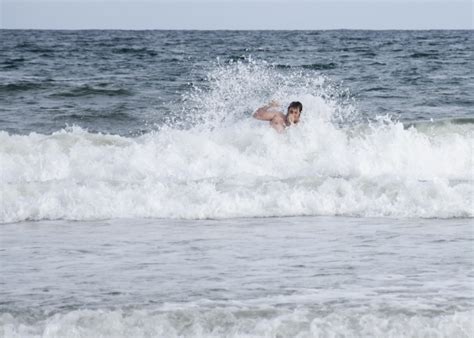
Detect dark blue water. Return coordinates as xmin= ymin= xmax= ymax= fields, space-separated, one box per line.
xmin=1 ymin=30 xmax=473 ymax=135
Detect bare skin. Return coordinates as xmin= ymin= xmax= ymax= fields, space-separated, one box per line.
xmin=253 ymin=101 xmax=301 ymax=132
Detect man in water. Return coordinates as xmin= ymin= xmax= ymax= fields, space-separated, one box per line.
xmin=253 ymin=101 xmax=303 ymax=132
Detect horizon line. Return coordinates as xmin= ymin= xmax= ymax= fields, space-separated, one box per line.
xmin=2 ymin=28 xmax=473 ymax=31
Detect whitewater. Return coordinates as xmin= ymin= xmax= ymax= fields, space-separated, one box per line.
xmin=1 ymin=216 xmax=473 ymax=338
xmin=1 ymin=62 xmax=472 ymax=223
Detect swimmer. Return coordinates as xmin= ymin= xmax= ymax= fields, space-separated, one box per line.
xmin=253 ymin=101 xmax=303 ymax=132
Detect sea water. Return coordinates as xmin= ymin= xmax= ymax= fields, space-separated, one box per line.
xmin=1 ymin=217 xmax=472 ymax=337
xmin=0 ymin=30 xmax=473 ymax=337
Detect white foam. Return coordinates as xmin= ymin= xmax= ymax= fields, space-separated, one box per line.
xmin=1 ymin=61 xmax=472 ymax=223
xmin=1 ymin=308 xmax=472 ymax=338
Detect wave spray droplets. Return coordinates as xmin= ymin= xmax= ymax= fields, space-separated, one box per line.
xmin=0 ymin=61 xmax=472 ymax=223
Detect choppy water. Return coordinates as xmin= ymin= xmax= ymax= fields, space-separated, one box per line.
xmin=1 ymin=30 xmax=473 ymax=135
xmin=0 ymin=30 xmax=473 ymax=337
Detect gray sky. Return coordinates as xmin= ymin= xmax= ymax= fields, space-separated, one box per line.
xmin=1 ymin=0 xmax=473 ymax=30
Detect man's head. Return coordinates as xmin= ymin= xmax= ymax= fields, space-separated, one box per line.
xmin=286 ymin=101 xmax=303 ymax=124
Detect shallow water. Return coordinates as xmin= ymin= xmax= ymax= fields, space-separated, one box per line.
xmin=1 ymin=217 xmax=473 ymax=337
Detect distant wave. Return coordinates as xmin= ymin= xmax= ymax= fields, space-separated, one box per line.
xmin=450 ymin=117 xmax=474 ymax=125
xmin=112 ymin=47 xmax=158 ymax=56
xmin=407 ymin=117 xmax=474 ymax=127
xmin=0 ymin=81 xmax=48 ymax=92
xmin=15 ymin=42 xmax=54 ymax=54
xmin=410 ymin=52 xmax=439 ymax=59
xmin=1 ymin=57 xmax=26 ymax=70
xmin=302 ymin=63 xmax=337 ymax=70
xmin=50 ymin=85 xmax=132 ymax=97
xmin=274 ymin=63 xmax=337 ymax=70
xmin=363 ymin=86 xmax=391 ymax=92
xmin=52 ymin=111 xmax=137 ymax=123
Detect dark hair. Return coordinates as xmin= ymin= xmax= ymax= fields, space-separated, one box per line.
xmin=288 ymin=101 xmax=303 ymax=112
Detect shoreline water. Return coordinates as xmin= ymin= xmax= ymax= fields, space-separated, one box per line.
xmin=1 ymin=216 xmax=473 ymax=337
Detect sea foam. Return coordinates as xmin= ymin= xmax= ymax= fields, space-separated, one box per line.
xmin=1 ymin=307 xmax=472 ymax=338
xmin=0 ymin=61 xmax=472 ymax=223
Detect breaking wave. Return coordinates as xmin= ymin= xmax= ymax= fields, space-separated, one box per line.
xmin=0 ymin=61 xmax=472 ymax=223
xmin=1 ymin=307 xmax=472 ymax=338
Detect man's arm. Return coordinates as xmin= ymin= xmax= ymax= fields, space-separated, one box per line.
xmin=253 ymin=101 xmax=281 ymax=121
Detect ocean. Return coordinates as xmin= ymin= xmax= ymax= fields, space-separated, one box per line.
xmin=0 ymin=30 xmax=473 ymax=337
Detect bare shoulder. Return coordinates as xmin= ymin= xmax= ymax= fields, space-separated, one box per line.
xmin=271 ymin=112 xmax=286 ymax=123
xmin=269 ymin=113 xmax=287 ymax=132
